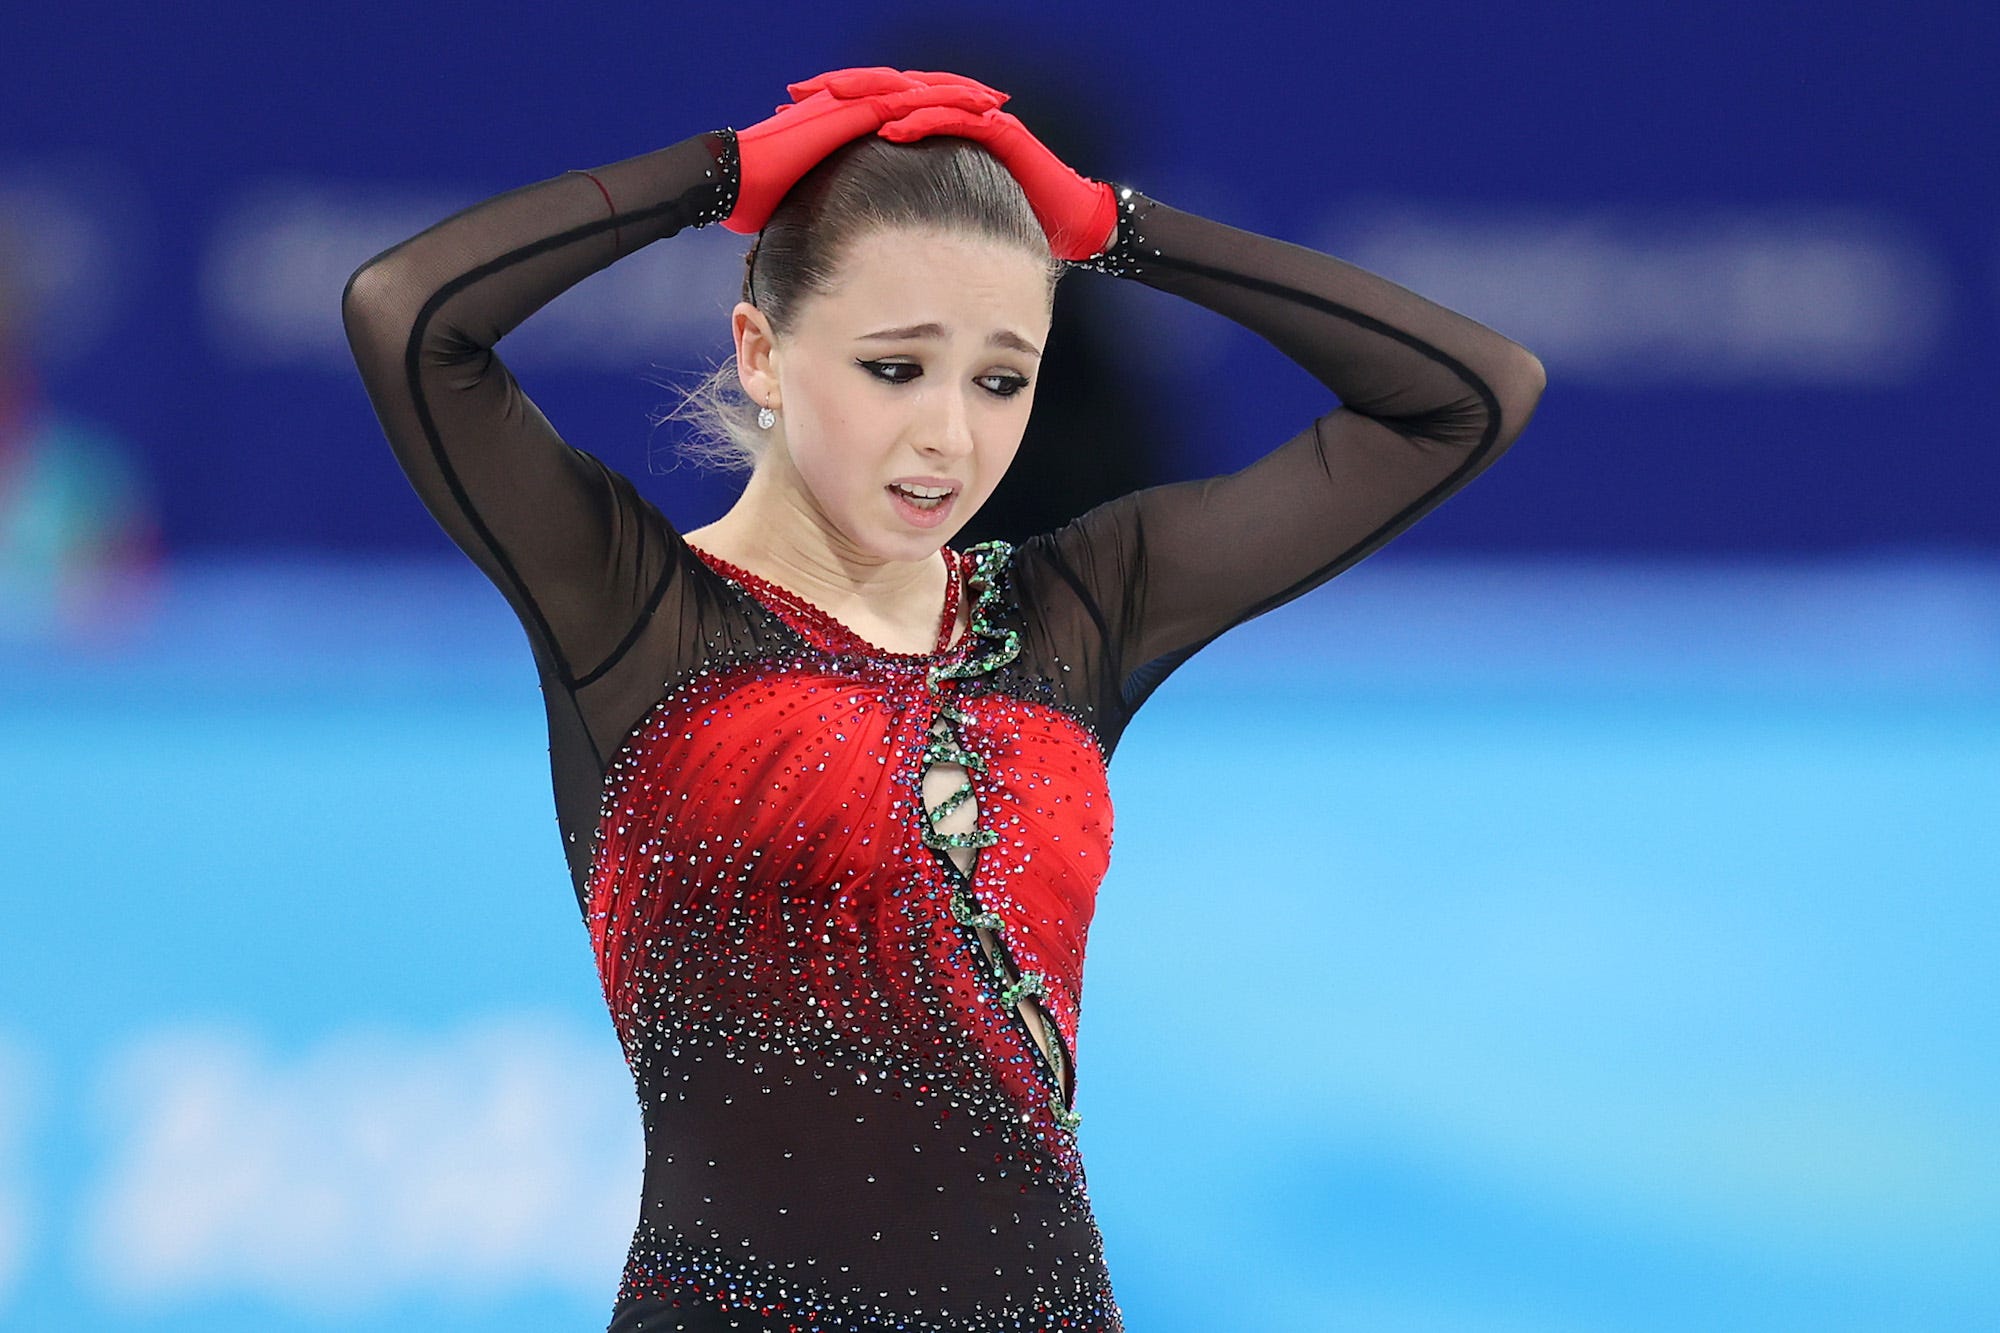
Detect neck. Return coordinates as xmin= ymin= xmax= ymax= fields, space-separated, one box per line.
xmin=702 ymin=456 xmax=943 ymax=609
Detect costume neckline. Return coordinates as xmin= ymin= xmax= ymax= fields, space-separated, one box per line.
xmin=686 ymin=542 xmax=965 ymax=660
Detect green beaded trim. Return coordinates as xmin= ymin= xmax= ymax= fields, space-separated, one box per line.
xmin=921 ymin=731 xmax=988 ymax=774
xmin=917 ymin=540 xmax=1079 ymax=1132
xmin=950 ymin=888 xmax=1005 ymax=930
xmin=997 ymin=970 xmax=1047 ymax=1007
xmin=984 ymin=947 xmax=1084 ymax=1128
xmin=927 ymin=778 xmax=977 ymax=821
xmin=923 ymin=824 xmax=999 ymax=852
xmin=928 ymin=541 xmax=1021 ymax=688
xmin=919 ymin=704 xmax=996 ymax=858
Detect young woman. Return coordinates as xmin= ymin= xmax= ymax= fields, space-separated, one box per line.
xmin=342 ymin=66 xmax=1546 ymax=1333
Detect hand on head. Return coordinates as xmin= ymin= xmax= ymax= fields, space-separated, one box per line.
xmin=726 ymin=67 xmax=1117 ymax=262
xmin=875 ymin=103 xmax=1116 ymax=261
xmin=724 ymin=68 xmax=1007 ymax=235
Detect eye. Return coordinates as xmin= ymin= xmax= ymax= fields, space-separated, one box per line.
xmin=859 ymin=358 xmax=921 ymax=385
xmin=980 ymin=373 xmax=1032 ymax=399
xmin=858 ymin=359 xmax=1031 ymax=399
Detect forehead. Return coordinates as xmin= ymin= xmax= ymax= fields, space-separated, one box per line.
xmin=807 ymin=226 xmax=1050 ymax=331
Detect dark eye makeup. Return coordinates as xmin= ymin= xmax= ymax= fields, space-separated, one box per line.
xmin=857 ymin=358 xmax=1031 ymax=398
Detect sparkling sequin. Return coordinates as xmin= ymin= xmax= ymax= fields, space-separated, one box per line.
xmin=695 ymin=127 xmax=742 ymax=228
xmin=1064 ymin=184 xmax=1157 ymax=280
xmin=588 ymin=539 xmax=1120 ymax=1331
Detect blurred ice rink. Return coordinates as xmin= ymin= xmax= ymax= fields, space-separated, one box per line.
xmin=2 ymin=551 xmax=1993 ymax=1331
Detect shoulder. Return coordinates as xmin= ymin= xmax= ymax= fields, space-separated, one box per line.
xmin=993 ymin=515 xmax=1130 ymax=619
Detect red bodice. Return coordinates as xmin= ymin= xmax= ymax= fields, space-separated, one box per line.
xmin=584 ymin=541 xmax=1113 ymax=1162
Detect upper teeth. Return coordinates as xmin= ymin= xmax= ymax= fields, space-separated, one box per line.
xmin=896 ymin=484 xmax=950 ymax=498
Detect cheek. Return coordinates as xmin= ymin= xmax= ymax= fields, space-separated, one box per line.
xmin=983 ymin=428 xmax=1027 ymax=482
xmin=791 ymin=403 xmax=882 ymax=502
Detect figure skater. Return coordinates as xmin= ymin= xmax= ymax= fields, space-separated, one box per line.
xmin=341 ymin=65 xmax=1546 ymax=1332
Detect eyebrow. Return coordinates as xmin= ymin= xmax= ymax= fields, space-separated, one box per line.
xmin=858 ymin=323 xmax=1043 ymax=359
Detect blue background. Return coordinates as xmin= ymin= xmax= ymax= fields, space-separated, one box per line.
xmin=3 ymin=2 xmax=1995 ymax=1330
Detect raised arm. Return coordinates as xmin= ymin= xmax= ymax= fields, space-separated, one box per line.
xmin=339 ymin=129 xmax=739 ymax=687
xmin=1051 ymin=184 xmax=1548 ymax=717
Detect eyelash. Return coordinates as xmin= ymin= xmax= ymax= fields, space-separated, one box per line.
xmin=858 ymin=359 xmax=1031 ymax=399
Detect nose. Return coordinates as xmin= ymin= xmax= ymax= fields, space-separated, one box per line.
xmin=921 ymin=384 xmax=977 ymax=459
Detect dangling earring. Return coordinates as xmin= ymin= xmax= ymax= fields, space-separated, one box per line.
xmin=757 ymin=404 xmax=776 ymax=430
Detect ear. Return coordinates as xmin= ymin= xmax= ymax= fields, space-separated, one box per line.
xmin=731 ymin=302 xmax=780 ymax=410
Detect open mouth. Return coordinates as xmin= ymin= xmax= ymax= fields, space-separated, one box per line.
xmin=886 ymin=482 xmax=957 ymax=528
xmin=887 ymin=482 xmax=954 ymax=511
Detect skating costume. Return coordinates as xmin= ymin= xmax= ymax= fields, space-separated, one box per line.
xmin=341 ymin=125 xmax=1545 ymax=1331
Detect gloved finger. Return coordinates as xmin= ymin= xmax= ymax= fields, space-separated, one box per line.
xmin=898 ymin=69 xmax=1010 ymax=105
xmin=875 ymin=104 xmax=997 ymax=144
xmin=788 ymin=67 xmax=1003 ymax=107
xmin=772 ymin=80 xmax=1000 ymax=130
xmin=786 ymin=67 xmax=916 ymax=102
xmin=872 ymin=82 xmax=1005 ymax=122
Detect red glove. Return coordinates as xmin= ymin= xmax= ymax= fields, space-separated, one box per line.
xmin=876 ymin=104 xmax=1117 ymax=262
xmin=787 ymin=67 xmax=1007 ymax=105
xmin=722 ymin=67 xmax=1008 ymax=235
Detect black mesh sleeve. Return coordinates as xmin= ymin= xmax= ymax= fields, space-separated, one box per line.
xmin=1031 ymin=183 xmax=1548 ymax=730
xmin=339 ymin=128 xmax=742 ymax=689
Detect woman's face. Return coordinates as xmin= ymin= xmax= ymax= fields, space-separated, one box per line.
xmin=734 ymin=225 xmax=1052 ymax=564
